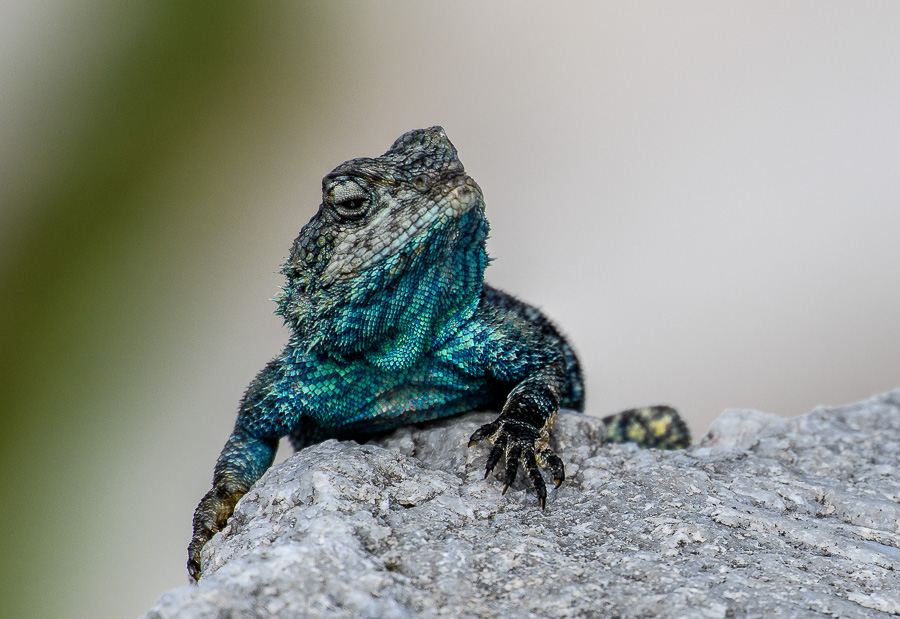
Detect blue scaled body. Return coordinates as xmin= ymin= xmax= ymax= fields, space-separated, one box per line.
xmin=187 ymin=127 xmax=689 ymax=581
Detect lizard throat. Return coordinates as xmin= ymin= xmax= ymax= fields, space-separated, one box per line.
xmin=284 ymin=206 xmax=490 ymax=370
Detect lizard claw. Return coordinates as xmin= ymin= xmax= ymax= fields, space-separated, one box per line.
xmin=468 ymin=420 xmax=500 ymax=447
xmin=468 ymin=418 xmax=564 ymax=508
xmin=484 ymin=439 xmax=506 ymax=478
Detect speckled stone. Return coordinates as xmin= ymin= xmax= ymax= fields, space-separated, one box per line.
xmin=148 ymin=389 xmax=900 ymax=618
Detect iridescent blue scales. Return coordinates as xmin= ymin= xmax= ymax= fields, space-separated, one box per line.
xmin=187 ymin=127 xmax=691 ymax=580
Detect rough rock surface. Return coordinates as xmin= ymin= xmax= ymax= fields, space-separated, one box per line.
xmin=147 ymin=390 xmax=900 ymax=618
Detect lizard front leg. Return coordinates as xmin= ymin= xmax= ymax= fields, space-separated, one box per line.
xmin=188 ymin=357 xmax=301 ymax=580
xmin=188 ymin=426 xmax=277 ymax=581
xmin=469 ymin=360 xmax=567 ymax=508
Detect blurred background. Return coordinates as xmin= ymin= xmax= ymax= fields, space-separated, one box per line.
xmin=1 ymin=2 xmax=898 ymax=617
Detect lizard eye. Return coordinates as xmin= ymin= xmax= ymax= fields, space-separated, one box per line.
xmin=411 ymin=174 xmax=431 ymax=192
xmin=328 ymin=180 xmax=370 ymax=221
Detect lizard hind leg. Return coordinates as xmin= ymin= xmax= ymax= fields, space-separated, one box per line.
xmin=602 ymin=405 xmax=691 ymax=450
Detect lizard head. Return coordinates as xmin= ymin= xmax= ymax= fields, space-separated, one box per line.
xmin=277 ymin=127 xmax=490 ymax=365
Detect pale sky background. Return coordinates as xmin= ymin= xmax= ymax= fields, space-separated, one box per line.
xmin=1 ymin=3 xmax=899 ymax=618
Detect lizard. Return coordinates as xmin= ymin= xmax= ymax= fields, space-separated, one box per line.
xmin=187 ymin=126 xmax=690 ymax=581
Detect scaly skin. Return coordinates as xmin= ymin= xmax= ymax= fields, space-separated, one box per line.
xmin=188 ymin=127 xmax=691 ymax=581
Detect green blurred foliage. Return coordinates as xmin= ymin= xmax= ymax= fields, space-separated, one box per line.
xmin=0 ymin=4 xmax=316 ymax=617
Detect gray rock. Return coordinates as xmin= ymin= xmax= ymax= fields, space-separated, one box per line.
xmin=147 ymin=390 xmax=900 ymax=618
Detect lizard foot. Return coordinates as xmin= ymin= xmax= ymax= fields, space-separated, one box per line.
xmin=468 ymin=419 xmax=564 ymax=509
xmin=187 ymin=485 xmax=245 ymax=581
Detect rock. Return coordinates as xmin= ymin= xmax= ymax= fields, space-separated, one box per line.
xmin=147 ymin=390 xmax=900 ymax=618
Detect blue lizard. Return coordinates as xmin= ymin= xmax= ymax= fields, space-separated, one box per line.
xmin=188 ymin=127 xmax=689 ymax=580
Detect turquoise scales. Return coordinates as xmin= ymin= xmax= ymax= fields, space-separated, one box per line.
xmin=188 ymin=127 xmax=690 ymax=580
